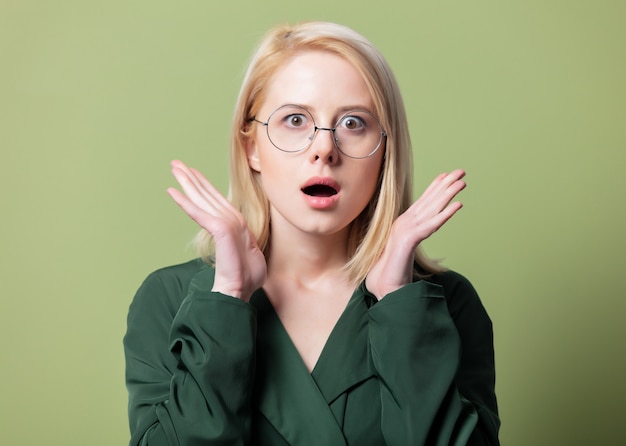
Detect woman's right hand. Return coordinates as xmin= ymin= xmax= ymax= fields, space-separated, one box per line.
xmin=167 ymin=160 xmax=267 ymax=302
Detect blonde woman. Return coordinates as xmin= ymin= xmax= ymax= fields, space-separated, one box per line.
xmin=124 ymin=22 xmax=499 ymax=445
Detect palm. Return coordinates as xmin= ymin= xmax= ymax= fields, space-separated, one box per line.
xmin=167 ymin=160 xmax=267 ymax=301
xmin=366 ymin=170 xmax=466 ymax=300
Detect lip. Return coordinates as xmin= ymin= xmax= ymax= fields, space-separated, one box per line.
xmin=300 ymin=176 xmax=341 ymax=210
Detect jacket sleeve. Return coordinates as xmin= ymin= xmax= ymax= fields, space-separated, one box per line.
xmin=367 ymin=273 xmax=500 ymax=446
xmin=123 ymin=265 xmax=256 ymax=446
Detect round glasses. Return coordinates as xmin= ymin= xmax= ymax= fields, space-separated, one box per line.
xmin=252 ymin=104 xmax=387 ymax=159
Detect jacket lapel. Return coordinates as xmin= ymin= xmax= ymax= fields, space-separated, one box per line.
xmin=311 ymin=286 xmax=374 ymax=405
xmin=251 ymin=290 xmax=347 ymax=445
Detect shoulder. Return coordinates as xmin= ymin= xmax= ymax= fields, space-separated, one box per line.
xmin=141 ymin=258 xmax=208 ymax=287
xmin=425 ymin=270 xmax=491 ymax=326
xmin=140 ymin=258 xmax=208 ymax=291
xmin=426 ymin=270 xmax=477 ymax=298
xmin=128 ymin=258 xmax=211 ymax=320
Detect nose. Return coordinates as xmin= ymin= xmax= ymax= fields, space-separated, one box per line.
xmin=308 ymin=126 xmax=338 ymax=164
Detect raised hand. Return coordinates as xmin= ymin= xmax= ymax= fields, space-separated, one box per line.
xmin=365 ymin=169 xmax=466 ymax=300
xmin=167 ymin=160 xmax=267 ymax=302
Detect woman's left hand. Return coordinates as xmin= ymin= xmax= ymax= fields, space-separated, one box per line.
xmin=365 ymin=169 xmax=466 ymax=300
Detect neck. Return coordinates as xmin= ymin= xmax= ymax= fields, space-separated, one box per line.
xmin=266 ymin=225 xmax=351 ymax=289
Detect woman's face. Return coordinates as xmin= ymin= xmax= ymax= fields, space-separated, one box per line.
xmin=246 ymin=50 xmax=385 ymax=240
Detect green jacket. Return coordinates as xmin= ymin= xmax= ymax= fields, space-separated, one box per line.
xmin=124 ymin=259 xmax=499 ymax=445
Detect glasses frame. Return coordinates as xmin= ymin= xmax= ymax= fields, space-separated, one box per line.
xmin=251 ymin=104 xmax=387 ymax=159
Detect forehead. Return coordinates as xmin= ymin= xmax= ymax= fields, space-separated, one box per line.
xmin=260 ymin=50 xmax=374 ymax=115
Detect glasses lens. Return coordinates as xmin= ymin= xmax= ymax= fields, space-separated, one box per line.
xmin=265 ymin=105 xmax=385 ymax=157
xmin=334 ymin=111 xmax=384 ymax=158
xmin=266 ymin=105 xmax=315 ymax=152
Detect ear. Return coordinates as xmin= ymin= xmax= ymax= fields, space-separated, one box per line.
xmin=245 ymin=138 xmax=261 ymax=172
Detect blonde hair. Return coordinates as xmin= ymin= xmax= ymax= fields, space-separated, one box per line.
xmin=196 ymin=21 xmax=444 ymax=284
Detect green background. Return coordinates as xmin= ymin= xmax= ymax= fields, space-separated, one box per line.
xmin=1 ymin=1 xmax=624 ymax=444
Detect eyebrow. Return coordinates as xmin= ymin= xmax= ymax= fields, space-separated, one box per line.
xmin=291 ymin=103 xmax=373 ymax=113
xmin=279 ymin=103 xmax=376 ymax=120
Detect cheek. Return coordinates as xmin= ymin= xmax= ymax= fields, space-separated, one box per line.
xmin=362 ymin=155 xmax=384 ymax=193
xmin=350 ymin=157 xmax=384 ymax=210
xmin=255 ymin=151 xmax=293 ymax=194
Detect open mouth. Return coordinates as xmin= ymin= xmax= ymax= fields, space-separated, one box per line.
xmin=302 ymin=184 xmax=338 ymax=197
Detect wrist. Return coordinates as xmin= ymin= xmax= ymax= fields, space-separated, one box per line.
xmin=211 ymin=282 xmax=251 ymax=302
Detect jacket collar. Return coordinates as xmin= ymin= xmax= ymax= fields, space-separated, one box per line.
xmin=250 ymin=287 xmax=373 ymax=444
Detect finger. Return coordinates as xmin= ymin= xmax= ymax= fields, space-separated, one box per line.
xmin=419 ymin=172 xmax=450 ymax=198
xmin=442 ymin=177 xmax=467 ymax=205
xmin=438 ymin=200 xmax=463 ymax=223
xmin=170 ymin=162 xmax=250 ymax=235
xmin=166 ymin=186 xmax=209 ymax=223
xmin=171 ymin=161 xmax=236 ymax=216
xmin=415 ymin=170 xmax=464 ymax=209
xmin=408 ymin=180 xmax=465 ymax=221
xmin=170 ymin=164 xmax=232 ymax=217
xmin=171 ymin=161 xmax=215 ymax=203
xmin=428 ymin=181 xmax=465 ymax=218
xmin=416 ymin=200 xmax=463 ymax=240
xmin=426 ymin=169 xmax=466 ymax=197
xmin=170 ymin=167 xmax=217 ymax=213
xmin=167 ymin=186 xmax=237 ymax=237
xmin=418 ymin=170 xmax=466 ymax=210
xmin=188 ymin=166 xmax=236 ymax=213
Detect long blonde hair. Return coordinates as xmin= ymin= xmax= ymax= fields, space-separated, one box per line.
xmin=196 ymin=22 xmax=443 ymax=284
